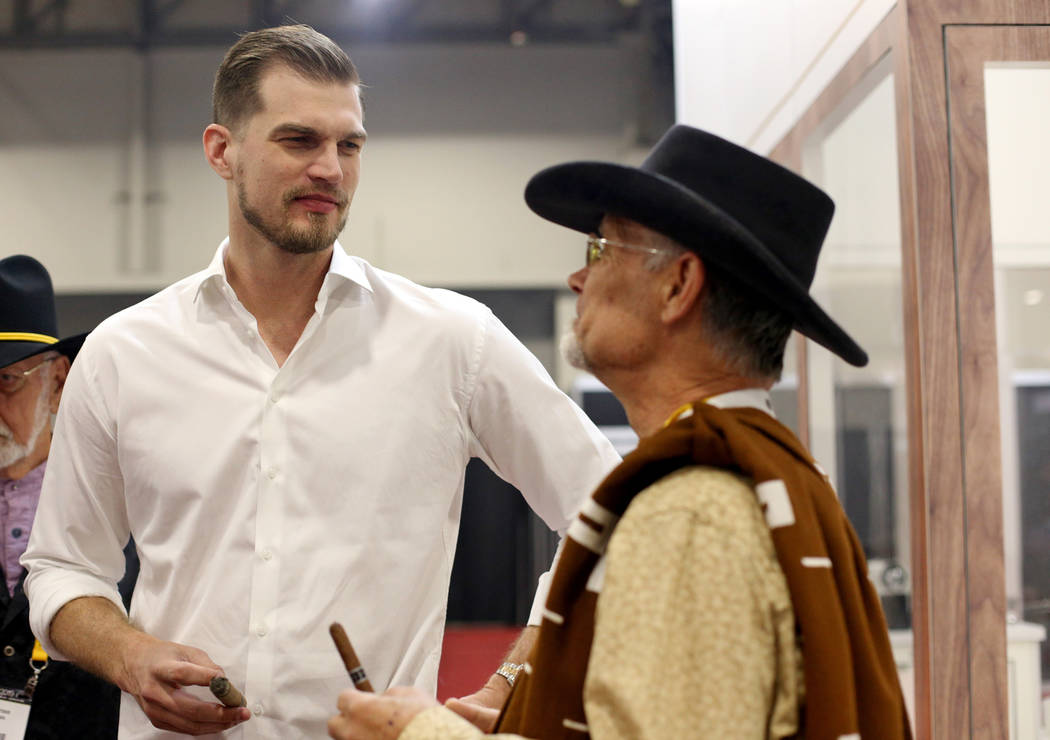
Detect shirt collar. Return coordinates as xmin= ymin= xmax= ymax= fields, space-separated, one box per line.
xmin=664 ymin=387 xmax=777 ymax=427
xmin=192 ymin=239 xmax=373 ymax=305
xmin=703 ymin=388 xmax=777 ymax=417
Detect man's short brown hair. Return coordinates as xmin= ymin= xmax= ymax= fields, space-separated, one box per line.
xmin=212 ymin=24 xmax=360 ymax=132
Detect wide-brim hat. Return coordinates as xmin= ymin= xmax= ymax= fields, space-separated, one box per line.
xmin=0 ymin=255 xmax=87 ymax=369
xmin=524 ymin=124 xmax=868 ymax=367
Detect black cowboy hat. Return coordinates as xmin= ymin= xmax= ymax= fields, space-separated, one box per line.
xmin=0 ymin=255 xmax=87 ymax=369
xmin=524 ymin=124 xmax=868 ymax=367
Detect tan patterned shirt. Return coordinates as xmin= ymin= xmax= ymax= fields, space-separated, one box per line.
xmin=401 ymin=465 xmax=802 ymax=739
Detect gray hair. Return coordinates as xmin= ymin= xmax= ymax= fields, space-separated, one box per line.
xmin=643 ymin=233 xmax=793 ymax=382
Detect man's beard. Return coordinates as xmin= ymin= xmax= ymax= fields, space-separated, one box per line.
xmin=0 ymin=383 xmax=51 ymax=470
xmin=560 ymin=329 xmax=591 ymax=372
xmin=237 ymin=180 xmax=349 ymax=255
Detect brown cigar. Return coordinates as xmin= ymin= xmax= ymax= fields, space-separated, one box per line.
xmin=329 ymin=622 xmax=374 ymax=692
xmin=209 ymin=676 xmax=247 ymax=707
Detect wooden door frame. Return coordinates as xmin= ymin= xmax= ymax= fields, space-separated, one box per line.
xmin=770 ymin=7 xmax=932 ymax=736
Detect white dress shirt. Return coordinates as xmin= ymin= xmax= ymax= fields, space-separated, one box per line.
xmin=22 ymin=241 xmax=620 ymax=739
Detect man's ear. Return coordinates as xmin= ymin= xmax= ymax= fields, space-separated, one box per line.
xmin=660 ymin=252 xmax=705 ymax=324
xmin=203 ymin=123 xmax=236 ymax=180
xmin=48 ymin=355 xmax=70 ymax=414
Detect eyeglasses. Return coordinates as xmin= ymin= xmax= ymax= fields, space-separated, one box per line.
xmin=0 ymin=357 xmax=55 ymax=396
xmin=585 ymin=234 xmax=667 ymax=267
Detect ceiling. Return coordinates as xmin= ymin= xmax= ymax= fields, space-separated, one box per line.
xmin=2 ymin=0 xmax=672 ymax=48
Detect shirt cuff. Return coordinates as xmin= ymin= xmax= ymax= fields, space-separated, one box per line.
xmin=525 ymin=536 xmax=567 ymax=627
xmin=526 ymin=569 xmax=551 ymax=627
xmin=399 ymin=705 xmax=483 ymax=740
xmin=24 ymin=567 xmax=127 ymax=660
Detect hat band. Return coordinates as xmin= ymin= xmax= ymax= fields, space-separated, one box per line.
xmin=0 ymin=332 xmax=58 ymax=344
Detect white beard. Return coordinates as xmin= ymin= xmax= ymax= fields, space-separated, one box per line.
xmin=560 ymin=330 xmax=591 ymax=371
xmin=0 ymin=385 xmax=51 ymax=470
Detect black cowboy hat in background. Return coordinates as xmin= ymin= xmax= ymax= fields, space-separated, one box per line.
xmin=0 ymin=255 xmax=87 ymax=369
xmin=524 ymin=124 xmax=868 ymax=367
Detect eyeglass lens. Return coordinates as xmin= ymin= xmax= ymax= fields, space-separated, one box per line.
xmin=0 ymin=358 xmax=52 ymax=395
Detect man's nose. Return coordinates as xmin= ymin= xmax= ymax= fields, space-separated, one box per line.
xmin=307 ymin=143 xmax=342 ymax=183
xmin=567 ymin=266 xmax=588 ymax=294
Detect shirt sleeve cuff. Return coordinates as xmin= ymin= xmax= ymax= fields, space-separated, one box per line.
xmin=526 ymin=535 xmax=567 ymax=626
xmin=526 ymin=569 xmax=551 ymax=627
xmin=399 ymin=705 xmax=483 ymax=740
xmin=24 ymin=567 xmax=127 ymax=661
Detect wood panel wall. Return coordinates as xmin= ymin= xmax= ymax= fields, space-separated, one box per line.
xmin=770 ymin=1 xmax=1050 ymax=738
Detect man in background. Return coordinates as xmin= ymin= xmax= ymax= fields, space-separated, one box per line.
xmin=0 ymin=254 xmax=136 ymax=738
xmin=23 ymin=23 xmax=618 ymax=738
xmin=327 ymin=125 xmax=912 ymax=738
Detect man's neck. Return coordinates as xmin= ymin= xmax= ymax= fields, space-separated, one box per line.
xmin=224 ymin=235 xmax=334 ymax=367
xmin=605 ymin=367 xmax=769 ymax=439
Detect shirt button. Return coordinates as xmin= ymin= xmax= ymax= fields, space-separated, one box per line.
xmin=2 ymin=646 xmax=14 ymax=657
xmin=269 ymin=390 xmax=280 ymax=403
xmin=253 ymin=703 xmax=264 ymax=716
xmin=266 ymin=467 xmax=278 ymax=480
xmin=260 ymin=549 xmax=273 ymax=561
xmin=255 ymin=624 xmax=268 ymax=637
xmin=11 ymin=528 xmax=22 ymax=538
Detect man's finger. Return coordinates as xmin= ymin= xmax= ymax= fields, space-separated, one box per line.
xmin=162 ymin=660 xmax=221 ymax=687
xmin=445 ymin=697 xmax=499 ymax=732
xmin=336 ymin=686 xmax=362 ymax=713
xmin=168 ymin=688 xmax=250 ymax=723
xmin=137 ymin=695 xmax=246 ymax=736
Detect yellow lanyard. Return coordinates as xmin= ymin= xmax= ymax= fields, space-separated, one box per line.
xmin=31 ymin=640 xmax=47 ymax=663
xmin=662 ymin=402 xmax=698 ymax=428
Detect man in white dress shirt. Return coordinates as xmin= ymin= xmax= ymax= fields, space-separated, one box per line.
xmin=22 ymin=24 xmax=618 ymax=739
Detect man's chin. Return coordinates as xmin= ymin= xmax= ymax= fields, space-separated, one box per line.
xmin=559 ymin=332 xmax=591 ymax=372
xmin=273 ymin=226 xmax=339 ymax=255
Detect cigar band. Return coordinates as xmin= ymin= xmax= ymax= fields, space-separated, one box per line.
xmin=350 ymin=667 xmax=368 ymax=685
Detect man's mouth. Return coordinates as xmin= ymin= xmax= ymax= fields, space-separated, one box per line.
xmin=293 ymin=193 xmax=342 ymax=213
xmin=288 ymin=186 xmax=347 ymax=212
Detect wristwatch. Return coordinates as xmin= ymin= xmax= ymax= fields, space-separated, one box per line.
xmin=496 ymin=661 xmax=523 ymax=687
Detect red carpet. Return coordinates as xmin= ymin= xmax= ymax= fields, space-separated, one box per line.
xmin=437 ymin=624 xmax=522 ymax=703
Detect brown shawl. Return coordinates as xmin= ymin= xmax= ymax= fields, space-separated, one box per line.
xmin=496 ymin=400 xmax=911 ymax=739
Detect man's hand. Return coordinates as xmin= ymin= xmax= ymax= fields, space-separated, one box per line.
xmin=119 ymin=632 xmax=250 ymax=735
xmin=49 ymin=596 xmax=248 ymax=735
xmin=328 ymin=686 xmax=438 ymax=740
xmin=449 ymin=623 xmax=536 ymax=730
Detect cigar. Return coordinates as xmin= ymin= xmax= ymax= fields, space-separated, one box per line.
xmin=209 ymin=676 xmax=247 ymax=707
xmin=329 ymin=622 xmax=374 ymax=692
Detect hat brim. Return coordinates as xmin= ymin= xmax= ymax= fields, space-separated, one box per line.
xmin=525 ymin=161 xmax=868 ymax=367
xmin=0 ymin=332 xmax=87 ymax=370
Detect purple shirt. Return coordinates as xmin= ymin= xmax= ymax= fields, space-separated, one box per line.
xmin=0 ymin=461 xmax=44 ymax=596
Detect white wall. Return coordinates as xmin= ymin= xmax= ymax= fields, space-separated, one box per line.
xmin=672 ymin=0 xmax=896 ymax=153
xmin=0 ymin=41 xmax=650 ymax=291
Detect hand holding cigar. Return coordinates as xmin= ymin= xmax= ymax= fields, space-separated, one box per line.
xmin=330 ymin=622 xmax=374 ymax=692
